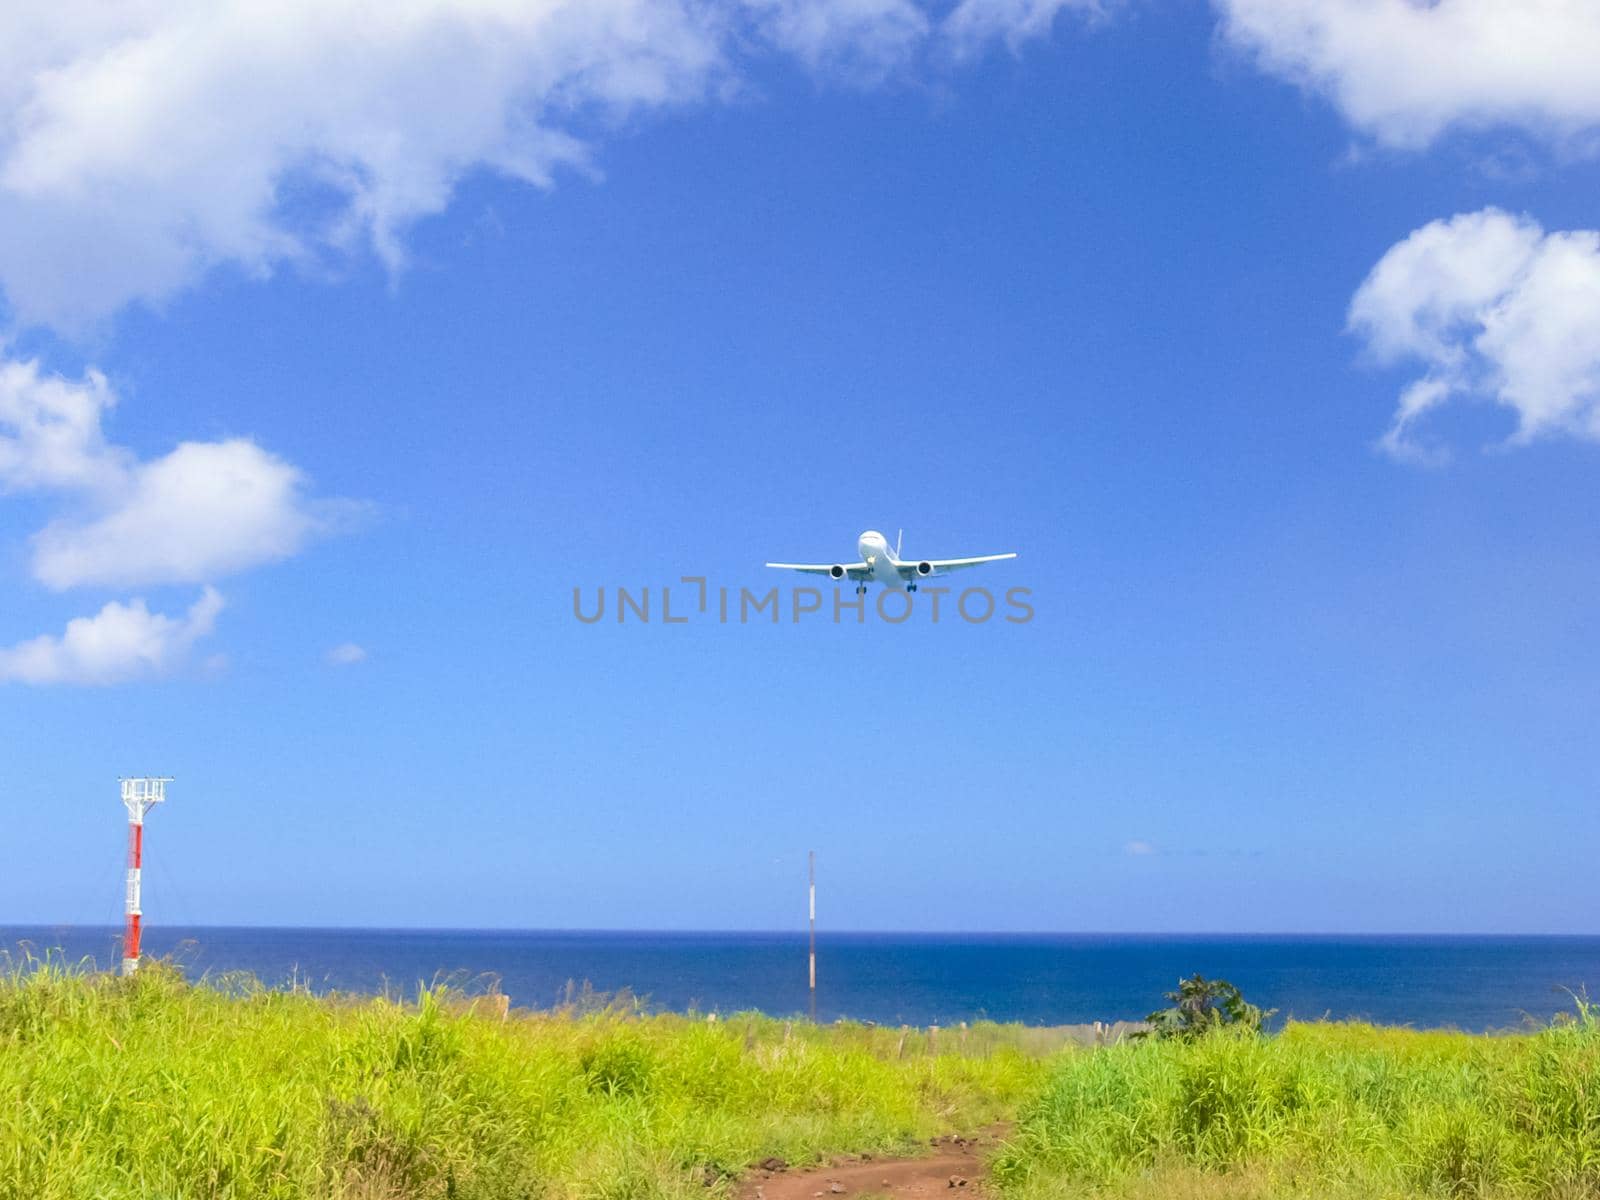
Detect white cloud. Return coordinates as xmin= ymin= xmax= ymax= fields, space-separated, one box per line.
xmin=0 ymin=1 xmax=721 ymax=329
xmin=33 ymin=439 xmax=325 ymax=589
xmin=1123 ymin=839 xmax=1156 ymax=856
xmin=0 ymin=0 xmax=1095 ymax=330
xmin=1217 ymin=0 xmax=1600 ymax=150
xmin=0 ymin=356 xmax=338 ymax=587
xmin=0 ymin=587 xmax=223 ymax=686
xmin=945 ymin=0 xmax=1104 ymax=56
xmin=326 ymin=642 xmax=368 ymax=665
xmin=0 ymin=358 xmax=126 ymax=492
xmin=1349 ymin=208 xmax=1600 ymax=460
xmin=746 ymin=0 xmax=929 ymax=75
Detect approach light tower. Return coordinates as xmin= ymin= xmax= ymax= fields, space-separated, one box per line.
xmin=120 ymin=777 xmax=172 ymax=976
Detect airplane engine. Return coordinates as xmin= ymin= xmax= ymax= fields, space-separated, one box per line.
xmin=829 ymin=564 xmax=847 ymax=580
xmin=916 ymin=561 xmax=934 ymax=577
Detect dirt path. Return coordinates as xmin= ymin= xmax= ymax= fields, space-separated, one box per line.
xmin=738 ymin=1132 xmax=1004 ymax=1200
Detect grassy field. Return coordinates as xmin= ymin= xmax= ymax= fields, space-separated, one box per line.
xmin=6 ymin=960 xmax=1600 ymax=1200
xmin=995 ymin=1005 xmax=1600 ymax=1200
xmin=0 ymin=959 xmax=1043 ymax=1200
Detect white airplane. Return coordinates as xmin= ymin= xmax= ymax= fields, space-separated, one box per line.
xmin=767 ymin=530 xmax=1017 ymax=594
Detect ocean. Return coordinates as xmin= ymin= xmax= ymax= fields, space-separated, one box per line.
xmin=4 ymin=926 xmax=1597 ymax=1031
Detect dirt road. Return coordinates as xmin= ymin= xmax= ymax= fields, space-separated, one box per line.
xmin=738 ymin=1132 xmax=1003 ymax=1200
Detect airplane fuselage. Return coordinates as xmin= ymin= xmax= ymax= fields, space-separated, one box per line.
xmin=856 ymin=529 xmax=903 ymax=588
xmin=854 ymin=529 xmax=946 ymax=591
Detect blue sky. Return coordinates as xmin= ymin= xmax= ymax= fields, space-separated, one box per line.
xmin=4 ymin=1 xmax=1600 ymax=933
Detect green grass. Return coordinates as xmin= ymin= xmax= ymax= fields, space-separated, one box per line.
xmin=994 ymin=1004 xmax=1600 ymax=1200
xmin=9 ymin=959 xmax=1600 ymax=1200
xmin=0 ymin=958 xmax=1044 ymax=1200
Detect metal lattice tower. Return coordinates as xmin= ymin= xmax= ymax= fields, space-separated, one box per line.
xmin=120 ymin=778 xmax=172 ymax=976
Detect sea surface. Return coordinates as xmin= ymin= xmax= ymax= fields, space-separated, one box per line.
xmin=4 ymin=926 xmax=1597 ymax=1031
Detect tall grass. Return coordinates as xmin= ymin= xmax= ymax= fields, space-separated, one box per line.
xmin=0 ymin=957 xmax=1043 ymax=1200
xmin=13 ymin=956 xmax=1600 ymax=1200
xmin=995 ymin=1002 xmax=1600 ymax=1199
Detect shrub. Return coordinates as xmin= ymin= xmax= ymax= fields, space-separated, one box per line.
xmin=1137 ymin=974 xmax=1274 ymax=1041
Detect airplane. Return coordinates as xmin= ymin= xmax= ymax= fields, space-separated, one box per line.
xmin=767 ymin=530 xmax=1017 ymax=594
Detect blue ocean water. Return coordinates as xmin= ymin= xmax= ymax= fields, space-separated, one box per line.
xmin=3 ymin=927 xmax=1597 ymax=1031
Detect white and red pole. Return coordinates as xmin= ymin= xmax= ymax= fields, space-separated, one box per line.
xmin=120 ymin=778 xmax=170 ymax=976
xmin=123 ymin=817 xmax=143 ymax=973
xmin=808 ymin=850 xmax=816 ymax=1018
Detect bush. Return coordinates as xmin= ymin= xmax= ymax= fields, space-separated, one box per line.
xmin=1136 ymin=974 xmax=1274 ymax=1041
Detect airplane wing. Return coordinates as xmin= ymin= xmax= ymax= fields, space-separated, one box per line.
xmin=896 ymin=552 xmax=1017 ymax=579
xmin=766 ymin=561 xmax=872 ymax=581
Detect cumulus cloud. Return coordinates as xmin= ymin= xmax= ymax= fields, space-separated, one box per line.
xmin=0 ymin=359 xmax=126 ymax=491
xmin=33 ymin=440 xmax=327 ymax=589
xmin=0 ymin=1 xmax=720 ymax=328
xmin=326 ymin=642 xmax=368 ymax=665
xmin=0 ymin=587 xmax=223 ymax=686
xmin=1349 ymin=209 xmax=1600 ymax=461
xmin=0 ymin=356 xmax=339 ymax=587
xmin=946 ymin=0 xmax=1104 ymax=56
xmin=746 ymin=0 xmax=929 ymax=75
xmin=1217 ymin=0 xmax=1600 ymax=150
xmin=0 ymin=0 xmax=1099 ymax=330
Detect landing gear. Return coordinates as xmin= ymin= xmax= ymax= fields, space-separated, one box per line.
xmin=855 ymin=582 xmax=867 ymax=596
xmin=907 ymin=583 xmax=918 ymax=593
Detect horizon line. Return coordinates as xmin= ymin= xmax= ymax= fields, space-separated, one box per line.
xmin=4 ymin=923 xmax=1599 ymax=939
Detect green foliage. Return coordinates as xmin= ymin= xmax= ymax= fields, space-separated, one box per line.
xmin=0 ymin=957 xmax=1043 ymax=1200
xmin=579 ymin=1031 xmax=659 ymax=1097
xmin=996 ymin=1004 xmax=1600 ymax=1199
xmin=12 ymin=953 xmax=1600 ymax=1200
xmin=1137 ymin=975 xmax=1274 ymax=1042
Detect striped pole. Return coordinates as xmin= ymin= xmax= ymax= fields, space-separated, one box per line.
xmin=120 ymin=778 xmax=171 ymax=976
xmin=808 ymin=851 xmax=816 ymax=1013
xmin=122 ymin=818 xmax=143 ymax=974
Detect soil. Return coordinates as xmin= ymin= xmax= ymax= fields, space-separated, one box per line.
xmin=737 ymin=1131 xmax=1005 ymax=1200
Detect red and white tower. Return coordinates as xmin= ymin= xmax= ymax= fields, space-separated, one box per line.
xmin=120 ymin=777 xmax=171 ymax=976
